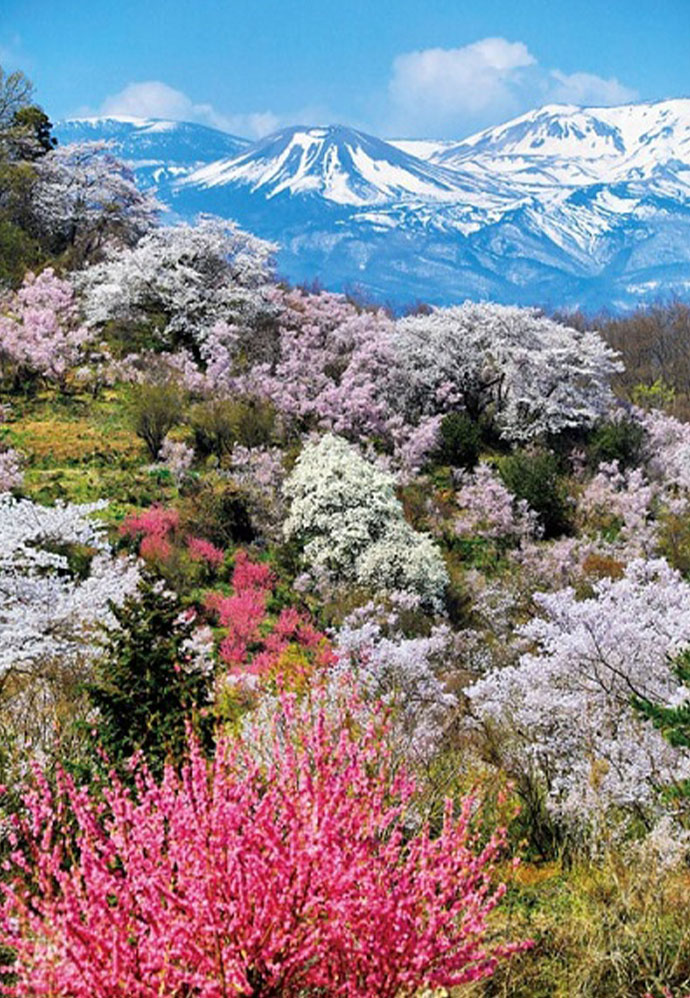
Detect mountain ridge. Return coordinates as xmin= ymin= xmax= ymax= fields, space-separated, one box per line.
xmin=54 ymin=100 xmax=690 ymax=311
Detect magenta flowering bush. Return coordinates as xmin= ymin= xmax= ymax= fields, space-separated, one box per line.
xmin=0 ymin=692 xmax=527 ymax=998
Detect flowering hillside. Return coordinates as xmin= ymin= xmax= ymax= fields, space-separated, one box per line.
xmin=1 ymin=72 xmax=690 ymax=998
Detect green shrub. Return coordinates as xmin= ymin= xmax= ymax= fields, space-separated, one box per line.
xmin=587 ymin=417 xmax=645 ymax=471
xmin=498 ymin=449 xmax=572 ymax=539
xmin=436 ymin=411 xmax=481 ymax=470
xmin=86 ymin=576 xmax=214 ymax=775
xmin=131 ymin=380 xmax=186 ymax=459
xmin=0 ymin=218 xmax=42 ymax=287
xmin=190 ymin=396 xmax=275 ymax=461
xmin=179 ymin=480 xmax=255 ymax=548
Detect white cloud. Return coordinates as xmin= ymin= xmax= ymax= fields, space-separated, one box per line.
xmin=390 ymin=38 xmax=535 ymax=118
xmin=387 ymin=37 xmax=638 ymax=137
xmin=99 ymin=81 xmax=279 ymax=139
xmin=548 ymin=70 xmax=637 ymax=107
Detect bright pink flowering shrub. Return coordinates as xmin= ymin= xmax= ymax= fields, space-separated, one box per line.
xmin=119 ymin=509 xmax=332 ymax=685
xmin=120 ymin=505 xmax=180 ymax=561
xmin=0 ymin=694 xmax=526 ymax=998
xmin=187 ymin=536 xmax=225 ymax=568
xmin=206 ymin=550 xmax=334 ymax=681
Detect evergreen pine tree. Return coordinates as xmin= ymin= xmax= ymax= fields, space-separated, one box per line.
xmin=86 ymin=576 xmax=215 ymax=774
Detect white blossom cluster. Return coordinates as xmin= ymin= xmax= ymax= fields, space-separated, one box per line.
xmin=394 ymin=303 xmax=622 ymax=441
xmin=334 ymin=593 xmax=457 ymax=758
xmin=0 ymin=495 xmax=139 ymax=677
xmin=283 ymin=434 xmax=449 ymax=610
xmin=33 ymin=141 xmax=159 ymax=253
xmin=76 ymin=216 xmax=277 ymax=351
xmin=467 ymin=558 xmax=690 ymax=830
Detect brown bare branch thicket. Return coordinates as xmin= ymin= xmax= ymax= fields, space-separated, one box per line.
xmin=557 ymin=303 xmax=690 ymax=419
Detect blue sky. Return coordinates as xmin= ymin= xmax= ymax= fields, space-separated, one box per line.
xmin=2 ymin=0 xmax=689 ymax=139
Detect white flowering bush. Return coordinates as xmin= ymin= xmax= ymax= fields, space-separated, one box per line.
xmin=283 ymin=434 xmax=448 ymax=609
xmin=0 ymin=495 xmax=140 ymax=766
xmin=0 ymin=495 xmax=139 ymax=677
xmin=467 ymin=558 xmax=690 ymax=831
xmin=334 ymin=593 xmax=457 ymax=758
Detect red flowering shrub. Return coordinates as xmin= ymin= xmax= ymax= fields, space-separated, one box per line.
xmin=187 ymin=536 xmax=225 ymax=568
xmin=0 ymin=693 xmax=527 ymax=997
xmin=206 ymin=550 xmax=334 ymax=682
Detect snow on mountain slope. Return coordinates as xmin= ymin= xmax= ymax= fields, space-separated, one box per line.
xmin=55 ymin=100 xmax=690 ymax=311
xmin=388 ymin=138 xmax=457 ymax=160
xmin=433 ymin=99 xmax=690 ymax=193
xmin=176 ymin=124 xmax=511 ymax=207
xmin=54 ymin=116 xmax=250 ymax=187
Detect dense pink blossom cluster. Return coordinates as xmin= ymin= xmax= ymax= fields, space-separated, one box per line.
xmin=455 ymin=462 xmax=538 ymax=541
xmin=0 ymin=693 xmax=526 ymax=998
xmin=206 ymin=550 xmax=334 ymax=681
xmin=187 ymin=536 xmax=225 ymax=568
xmin=242 ymin=289 xmax=403 ymax=443
xmin=120 ymin=505 xmax=180 ymax=561
xmin=0 ymin=269 xmax=91 ymax=387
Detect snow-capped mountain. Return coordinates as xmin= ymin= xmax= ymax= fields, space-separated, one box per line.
xmin=176 ymin=124 xmax=515 ymax=207
xmin=54 ymin=116 xmax=249 ymax=187
xmin=426 ymin=99 xmax=690 ymax=194
xmin=55 ymin=101 xmax=690 ymax=311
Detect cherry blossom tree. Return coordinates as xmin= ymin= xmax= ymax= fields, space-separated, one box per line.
xmin=0 ymin=495 xmax=139 ymax=767
xmin=32 ymin=141 xmax=159 ymax=259
xmin=77 ymin=215 xmax=277 ymax=356
xmin=467 ymin=558 xmax=690 ymax=831
xmin=245 ymin=288 xmax=400 ymax=437
xmin=454 ymin=461 xmax=539 ymax=542
xmin=0 ymin=496 xmax=139 ymax=679
xmin=0 ymin=267 xmax=92 ymax=389
xmin=393 ymin=303 xmax=622 ymax=441
xmin=640 ymin=407 xmax=690 ymax=492
xmin=334 ymin=593 xmax=457 ymax=759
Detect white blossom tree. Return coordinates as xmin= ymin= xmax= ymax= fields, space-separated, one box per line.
xmin=283 ymin=434 xmax=448 ymax=609
xmin=394 ymin=303 xmax=622 ymax=441
xmin=77 ymin=215 xmax=278 ymax=356
xmin=467 ymin=558 xmax=690 ymax=832
xmin=32 ymin=141 xmax=159 ymax=259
